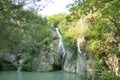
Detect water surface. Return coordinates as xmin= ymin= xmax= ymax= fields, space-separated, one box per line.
xmin=0 ymin=71 xmax=79 ymax=80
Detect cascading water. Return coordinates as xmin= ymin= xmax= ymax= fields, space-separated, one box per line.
xmin=56 ymin=28 xmax=66 ymax=69
xmin=17 ymin=59 xmax=23 ymax=71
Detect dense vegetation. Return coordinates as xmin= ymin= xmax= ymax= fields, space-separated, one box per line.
xmin=0 ymin=0 xmax=120 ymax=79
xmin=48 ymin=0 xmax=120 ymax=79
xmin=0 ymin=0 xmax=52 ymax=71
xmin=65 ymin=0 xmax=120 ymax=79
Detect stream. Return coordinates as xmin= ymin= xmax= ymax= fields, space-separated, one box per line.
xmin=0 ymin=71 xmax=79 ymax=80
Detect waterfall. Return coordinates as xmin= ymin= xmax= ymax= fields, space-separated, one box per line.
xmin=17 ymin=59 xmax=23 ymax=71
xmin=56 ymin=28 xmax=66 ymax=69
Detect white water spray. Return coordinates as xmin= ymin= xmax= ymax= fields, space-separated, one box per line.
xmin=17 ymin=59 xmax=23 ymax=71
xmin=56 ymin=28 xmax=66 ymax=69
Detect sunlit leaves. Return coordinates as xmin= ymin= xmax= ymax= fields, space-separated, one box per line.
xmin=86 ymin=39 xmax=101 ymax=54
xmin=47 ymin=14 xmax=65 ymax=27
xmin=0 ymin=0 xmax=52 ymax=52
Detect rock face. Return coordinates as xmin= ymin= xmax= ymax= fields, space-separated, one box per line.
xmin=64 ymin=37 xmax=94 ymax=78
xmin=64 ymin=49 xmax=76 ymax=73
xmin=0 ymin=52 xmax=18 ymax=70
xmin=76 ymin=53 xmax=94 ymax=78
xmin=32 ymin=29 xmax=62 ymax=72
xmin=64 ymin=50 xmax=94 ymax=76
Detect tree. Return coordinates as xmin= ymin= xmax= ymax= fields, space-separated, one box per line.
xmin=0 ymin=0 xmax=52 ymax=49
xmin=0 ymin=0 xmax=53 ymax=71
xmin=58 ymin=0 xmax=120 ymax=78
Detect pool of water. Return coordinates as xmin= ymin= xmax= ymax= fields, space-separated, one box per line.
xmin=0 ymin=71 xmax=79 ymax=80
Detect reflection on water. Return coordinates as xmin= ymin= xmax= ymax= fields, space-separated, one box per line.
xmin=0 ymin=71 xmax=79 ymax=80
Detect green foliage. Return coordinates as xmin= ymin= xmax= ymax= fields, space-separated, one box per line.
xmin=47 ymin=14 xmax=65 ymax=27
xmin=94 ymin=58 xmax=120 ymax=80
xmin=57 ymin=0 xmax=120 ymax=78
xmin=23 ymin=11 xmax=52 ymax=46
xmin=0 ymin=0 xmax=22 ymax=49
xmin=62 ymin=26 xmax=87 ymax=49
xmin=0 ymin=0 xmax=52 ymax=71
xmin=64 ymin=27 xmax=80 ymax=41
xmin=86 ymin=39 xmax=101 ymax=54
xmin=67 ymin=0 xmax=120 ymax=52
xmin=21 ymin=52 xmax=33 ymax=71
xmin=0 ymin=0 xmax=52 ymax=49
